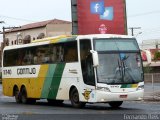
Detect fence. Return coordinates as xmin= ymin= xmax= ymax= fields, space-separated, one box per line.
xmin=144 ymin=73 xmax=160 ymax=100
xmin=144 ymin=73 xmax=160 ymax=83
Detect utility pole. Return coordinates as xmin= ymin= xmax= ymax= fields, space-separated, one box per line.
xmin=0 ymin=21 xmax=5 ymax=66
xmin=129 ymin=27 xmax=141 ymax=36
xmin=0 ymin=21 xmax=4 ymax=24
xmin=2 ymin=26 xmax=21 ymax=48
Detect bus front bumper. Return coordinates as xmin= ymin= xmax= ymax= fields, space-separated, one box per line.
xmin=93 ymin=90 xmax=144 ymax=103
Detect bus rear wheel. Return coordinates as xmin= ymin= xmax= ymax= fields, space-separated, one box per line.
xmin=21 ymin=87 xmax=28 ymax=104
xmin=20 ymin=87 xmax=36 ymax=104
xmin=70 ymin=88 xmax=86 ymax=108
xmin=108 ymin=101 xmax=123 ymax=108
xmin=14 ymin=87 xmax=21 ymax=103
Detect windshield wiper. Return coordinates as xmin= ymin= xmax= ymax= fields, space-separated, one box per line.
xmin=117 ymin=54 xmax=130 ymax=83
xmin=122 ymin=60 xmax=125 ymax=79
xmin=117 ymin=59 xmax=124 ymax=82
xmin=117 ymin=59 xmax=121 ymax=76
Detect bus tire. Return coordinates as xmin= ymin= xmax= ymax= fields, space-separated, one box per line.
xmin=70 ymin=88 xmax=86 ymax=108
xmin=13 ymin=86 xmax=21 ymax=103
xmin=108 ymin=101 xmax=123 ymax=108
xmin=21 ymin=87 xmax=28 ymax=104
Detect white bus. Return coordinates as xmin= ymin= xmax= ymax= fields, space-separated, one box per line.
xmin=2 ymin=34 xmax=144 ymax=108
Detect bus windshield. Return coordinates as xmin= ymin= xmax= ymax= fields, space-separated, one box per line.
xmin=94 ymin=38 xmax=143 ymax=84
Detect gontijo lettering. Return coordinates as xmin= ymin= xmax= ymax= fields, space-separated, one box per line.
xmin=17 ymin=68 xmax=36 ymax=75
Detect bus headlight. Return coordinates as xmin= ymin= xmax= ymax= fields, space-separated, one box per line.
xmin=97 ymin=87 xmax=111 ymax=92
xmin=136 ymin=85 xmax=144 ymax=91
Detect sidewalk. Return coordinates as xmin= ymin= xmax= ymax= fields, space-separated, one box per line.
xmin=143 ymin=83 xmax=160 ymax=101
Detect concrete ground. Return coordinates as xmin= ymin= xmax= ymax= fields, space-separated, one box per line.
xmin=144 ymin=83 xmax=160 ymax=101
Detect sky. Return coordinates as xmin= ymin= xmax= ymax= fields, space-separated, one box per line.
xmin=0 ymin=0 xmax=160 ymax=43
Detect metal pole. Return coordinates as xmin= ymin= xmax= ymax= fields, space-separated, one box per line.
xmin=129 ymin=27 xmax=141 ymax=36
xmin=152 ymin=74 xmax=154 ymax=99
xmin=2 ymin=27 xmax=5 ymax=47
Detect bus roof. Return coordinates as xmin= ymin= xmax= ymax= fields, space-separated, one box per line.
xmin=77 ymin=34 xmax=134 ymax=39
xmin=3 ymin=34 xmax=135 ymax=51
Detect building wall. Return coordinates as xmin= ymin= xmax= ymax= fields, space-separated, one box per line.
xmin=5 ymin=27 xmax=46 ymax=46
xmin=46 ymin=23 xmax=72 ymax=37
xmin=5 ymin=23 xmax=72 ymax=46
xmin=140 ymin=39 xmax=160 ymax=50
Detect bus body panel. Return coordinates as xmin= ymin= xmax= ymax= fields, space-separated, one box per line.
xmin=55 ymin=63 xmax=81 ymax=100
xmin=3 ymin=65 xmax=48 ymax=98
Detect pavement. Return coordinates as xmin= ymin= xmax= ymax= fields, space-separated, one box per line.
xmin=144 ymin=83 xmax=160 ymax=101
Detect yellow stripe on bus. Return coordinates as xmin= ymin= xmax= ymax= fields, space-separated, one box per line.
xmin=131 ymin=84 xmax=138 ymax=88
xmin=31 ymin=65 xmax=49 ymax=98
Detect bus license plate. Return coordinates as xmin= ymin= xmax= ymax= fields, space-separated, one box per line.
xmin=120 ymin=95 xmax=128 ymax=98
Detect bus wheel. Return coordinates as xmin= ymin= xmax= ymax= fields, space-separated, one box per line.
xmin=47 ymin=99 xmax=64 ymax=106
xmin=14 ymin=87 xmax=21 ymax=103
xmin=108 ymin=101 xmax=123 ymax=108
xmin=21 ymin=87 xmax=28 ymax=104
xmin=70 ymin=88 xmax=86 ymax=108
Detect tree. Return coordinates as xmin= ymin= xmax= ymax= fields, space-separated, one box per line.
xmin=154 ymin=51 xmax=160 ymax=61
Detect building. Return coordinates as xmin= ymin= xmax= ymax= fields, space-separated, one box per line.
xmin=3 ymin=19 xmax=72 ymax=46
xmin=140 ymin=39 xmax=160 ymax=72
xmin=140 ymin=39 xmax=160 ymax=50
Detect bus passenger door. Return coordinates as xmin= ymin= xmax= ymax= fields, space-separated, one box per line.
xmin=80 ymin=39 xmax=95 ymax=87
xmin=80 ymin=39 xmax=96 ymax=102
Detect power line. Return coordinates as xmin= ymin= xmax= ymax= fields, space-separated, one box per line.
xmin=140 ymin=27 xmax=160 ymax=35
xmin=128 ymin=10 xmax=160 ymax=18
xmin=0 ymin=14 xmax=37 ymax=22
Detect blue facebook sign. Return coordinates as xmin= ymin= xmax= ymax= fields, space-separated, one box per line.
xmin=90 ymin=1 xmax=105 ymax=15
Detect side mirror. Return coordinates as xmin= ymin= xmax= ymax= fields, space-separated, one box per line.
xmin=90 ymin=50 xmax=99 ymax=67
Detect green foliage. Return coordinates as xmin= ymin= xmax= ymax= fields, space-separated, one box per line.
xmin=143 ymin=66 xmax=153 ymax=73
xmin=154 ymin=51 xmax=160 ymax=61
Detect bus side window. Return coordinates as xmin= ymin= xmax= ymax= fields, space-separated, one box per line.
xmin=64 ymin=41 xmax=78 ymax=62
xmin=17 ymin=49 xmax=25 ymax=66
xmin=50 ymin=44 xmax=64 ymax=63
xmin=50 ymin=45 xmax=57 ymax=62
xmin=57 ymin=45 xmax=64 ymax=62
xmin=23 ymin=48 xmax=34 ymax=65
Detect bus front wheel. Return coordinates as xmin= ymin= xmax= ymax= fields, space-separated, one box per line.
xmin=108 ymin=101 xmax=123 ymax=108
xmin=70 ymin=88 xmax=86 ymax=108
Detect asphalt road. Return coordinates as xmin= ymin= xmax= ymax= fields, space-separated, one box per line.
xmin=0 ymin=85 xmax=160 ymax=120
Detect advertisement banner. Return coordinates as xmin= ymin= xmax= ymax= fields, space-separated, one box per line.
xmin=77 ymin=0 xmax=127 ymax=35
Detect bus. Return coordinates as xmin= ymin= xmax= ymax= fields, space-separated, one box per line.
xmin=2 ymin=34 xmax=144 ymax=108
